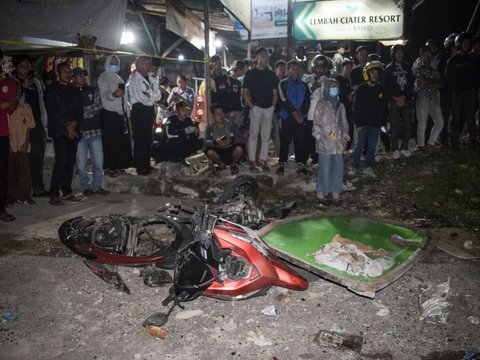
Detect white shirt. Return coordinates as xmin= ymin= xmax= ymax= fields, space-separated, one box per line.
xmin=98 ymin=71 xmax=126 ymax=116
xmin=127 ymin=71 xmax=161 ymax=107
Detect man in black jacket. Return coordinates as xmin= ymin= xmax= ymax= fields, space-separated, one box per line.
xmin=44 ymin=62 xmax=83 ymax=205
xmin=163 ymin=101 xmax=203 ymax=166
xmin=384 ymin=45 xmax=414 ymax=159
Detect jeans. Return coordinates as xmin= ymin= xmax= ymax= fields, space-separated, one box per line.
xmin=76 ymin=134 xmax=104 ymax=192
xmin=416 ymin=94 xmax=444 ymax=147
xmin=351 ymin=126 xmax=381 ymax=169
xmin=50 ymin=137 xmax=78 ymax=198
xmin=389 ymin=99 xmax=413 ymax=151
xmin=248 ymin=105 xmax=274 ymax=161
xmin=317 ymin=153 xmax=344 ymax=194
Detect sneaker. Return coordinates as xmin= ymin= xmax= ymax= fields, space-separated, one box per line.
xmin=49 ymin=197 xmax=65 ymax=206
xmin=83 ymin=189 xmax=93 ymax=196
xmin=276 ymin=163 xmax=285 ymax=175
xmin=392 ymin=150 xmax=401 ymax=159
xmin=363 ymin=167 xmax=376 ymax=178
xmin=316 ymin=192 xmax=325 ymax=200
xmin=347 ymin=166 xmax=357 ymax=176
xmin=181 ymin=159 xmax=191 ymax=167
xmin=401 ymin=150 xmax=412 ymax=157
xmin=94 ymin=188 xmax=110 ymax=195
xmin=32 ymin=190 xmax=50 ymax=197
xmin=332 ymin=192 xmax=340 ymax=200
xmin=62 ymin=194 xmax=82 ymax=202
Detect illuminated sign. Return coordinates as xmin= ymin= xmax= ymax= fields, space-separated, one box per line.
xmin=294 ymin=0 xmax=404 ymax=40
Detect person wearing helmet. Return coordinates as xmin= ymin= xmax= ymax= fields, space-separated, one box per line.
xmin=445 ymin=32 xmax=479 ymax=150
xmin=349 ymin=61 xmax=387 ymax=178
xmin=334 ymin=58 xmax=354 ymax=149
xmin=412 ymin=46 xmax=444 ymax=150
xmin=384 ymin=44 xmax=414 ymax=159
xmin=436 ymin=33 xmax=459 ymax=147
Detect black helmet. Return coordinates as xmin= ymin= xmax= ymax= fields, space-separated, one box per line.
xmin=311 ymin=54 xmax=333 ymax=70
xmin=455 ymin=32 xmax=473 ymax=50
xmin=367 ymin=53 xmax=382 ymax=62
xmin=363 ymin=61 xmax=384 ymax=81
xmin=390 ymin=44 xmax=404 ymax=58
xmin=341 ymin=57 xmax=354 ymax=67
xmin=444 ymin=33 xmax=459 ymax=50
xmin=425 ymin=39 xmax=441 ymax=54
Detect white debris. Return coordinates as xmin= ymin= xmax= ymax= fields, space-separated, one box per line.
xmin=246 ymin=330 xmax=273 ymax=346
xmin=174 ymin=309 xmax=204 ymax=320
xmin=373 ymin=302 xmax=390 ymax=317
xmin=313 ymin=241 xmax=394 ymax=277
xmin=467 ymin=316 xmax=479 ymax=325
xmin=172 ymin=184 xmax=199 ymax=198
xmin=463 ymin=240 xmax=473 ymax=250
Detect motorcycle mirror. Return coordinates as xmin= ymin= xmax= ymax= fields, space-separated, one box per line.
xmin=143 ymin=312 xmax=170 ymax=327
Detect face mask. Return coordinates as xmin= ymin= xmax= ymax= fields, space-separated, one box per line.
xmin=329 ymin=87 xmax=339 ymax=97
xmin=110 ymin=65 xmax=120 ymax=73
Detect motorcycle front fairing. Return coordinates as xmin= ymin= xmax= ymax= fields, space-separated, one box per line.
xmin=203 ymin=219 xmax=309 ymax=300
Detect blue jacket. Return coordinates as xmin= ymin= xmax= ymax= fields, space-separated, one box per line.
xmin=278 ymin=76 xmax=310 ymax=120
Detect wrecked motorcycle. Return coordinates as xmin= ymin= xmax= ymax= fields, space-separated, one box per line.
xmin=58 ymin=177 xmax=308 ymax=324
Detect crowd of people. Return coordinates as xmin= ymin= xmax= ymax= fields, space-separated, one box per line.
xmin=0 ymin=30 xmax=479 ymax=222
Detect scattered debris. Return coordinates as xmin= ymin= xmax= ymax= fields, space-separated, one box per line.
xmin=313 ymin=330 xmax=363 ymax=352
xmin=144 ymin=325 xmax=168 ymax=339
xmin=261 ymin=305 xmax=279 ymax=317
xmin=1 ymin=312 xmax=17 ymax=322
xmin=275 ymin=293 xmax=291 ymax=304
xmin=373 ymin=302 xmax=390 ymax=317
xmin=467 ymin=316 xmax=479 ymax=325
xmin=174 ymin=310 xmax=204 ymax=320
xmin=430 ymin=228 xmax=480 ymax=259
xmin=246 ymin=330 xmax=273 ymax=346
xmin=419 ymin=278 xmax=451 ymax=324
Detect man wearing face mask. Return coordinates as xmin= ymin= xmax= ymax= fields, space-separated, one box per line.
xmin=127 ymin=56 xmax=161 ymax=175
xmin=97 ymin=55 xmax=132 ymax=177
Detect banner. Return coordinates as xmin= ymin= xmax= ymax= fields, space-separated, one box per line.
xmin=221 ymin=0 xmax=252 ymax=31
xmin=294 ymin=0 xmax=404 ymax=41
xmin=0 ymin=0 xmax=127 ymax=49
xmin=166 ymin=0 xmax=216 ymax=56
xmin=236 ymin=0 xmax=288 ymax=40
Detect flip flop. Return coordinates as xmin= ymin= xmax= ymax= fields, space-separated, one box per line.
xmin=0 ymin=212 xmax=15 ymax=222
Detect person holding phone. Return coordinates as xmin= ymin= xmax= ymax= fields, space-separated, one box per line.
xmin=97 ymin=55 xmax=132 ymax=177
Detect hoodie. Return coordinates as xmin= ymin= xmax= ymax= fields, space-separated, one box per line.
xmin=97 ymin=55 xmax=127 ymax=115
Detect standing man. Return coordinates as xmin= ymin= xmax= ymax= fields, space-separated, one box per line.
xmin=350 ymin=46 xmax=369 ymax=90
xmin=127 ymin=56 xmax=161 ymax=175
xmin=384 ymin=45 xmax=414 ymax=159
xmin=0 ymin=73 xmax=18 ymax=221
xmin=445 ymin=32 xmax=479 ymax=150
xmin=44 ymin=62 xmax=83 ymax=205
xmin=242 ymin=47 xmax=279 ymax=172
xmin=225 ymin=60 xmax=246 ymax=129
xmin=97 ymin=55 xmax=132 ymax=178
xmin=276 ymin=60 xmax=310 ymax=175
xmin=11 ymin=54 xmax=49 ymax=197
xmin=72 ymin=68 xmax=109 ymax=196
xmin=273 ymin=60 xmax=287 ymax=157
xmin=332 ymin=44 xmax=346 ymax=75
xmin=269 ymin=44 xmax=285 ymax=70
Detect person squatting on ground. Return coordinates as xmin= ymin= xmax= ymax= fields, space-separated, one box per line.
xmin=97 ymin=55 xmax=132 ymax=178
xmin=11 ymin=54 xmax=49 ymax=197
xmin=313 ymin=78 xmax=349 ymax=201
xmin=242 ymin=47 xmax=278 ymax=172
xmin=384 ymin=44 xmax=414 ymax=159
xmin=413 ymin=46 xmax=444 ymax=149
xmin=161 ymin=101 xmax=203 ymax=166
xmin=72 ymin=68 xmax=109 ymax=196
xmin=0 ymin=73 xmax=18 ymax=221
xmin=127 ymin=56 xmax=161 ymax=176
xmin=445 ymin=32 xmax=479 ymax=150
xmin=204 ymin=103 xmax=245 ymax=176
xmin=44 ymin=62 xmax=83 ymax=206
xmin=276 ymin=60 xmax=311 ymax=176
xmin=7 ymin=87 xmax=35 ymax=206
xmin=350 ymin=61 xmax=388 ymax=178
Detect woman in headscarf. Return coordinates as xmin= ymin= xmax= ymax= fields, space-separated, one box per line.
xmin=312 ymin=78 xmax=349 ymax=201
xmin=97 ymin=55 xmax=132 ymax=177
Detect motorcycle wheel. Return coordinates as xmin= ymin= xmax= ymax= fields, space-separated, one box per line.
xmin=219 ymin=175 xmax=258 ymax=204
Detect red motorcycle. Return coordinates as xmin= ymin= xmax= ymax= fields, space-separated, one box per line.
xmin=58 ymin=180 xmax=308 ymax=325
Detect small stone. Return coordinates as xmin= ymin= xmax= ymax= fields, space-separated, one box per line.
xmin=467 ymin=316 xmax=479 ymax=325
xmin=134 ymin=354 xmax=142 ymax=359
